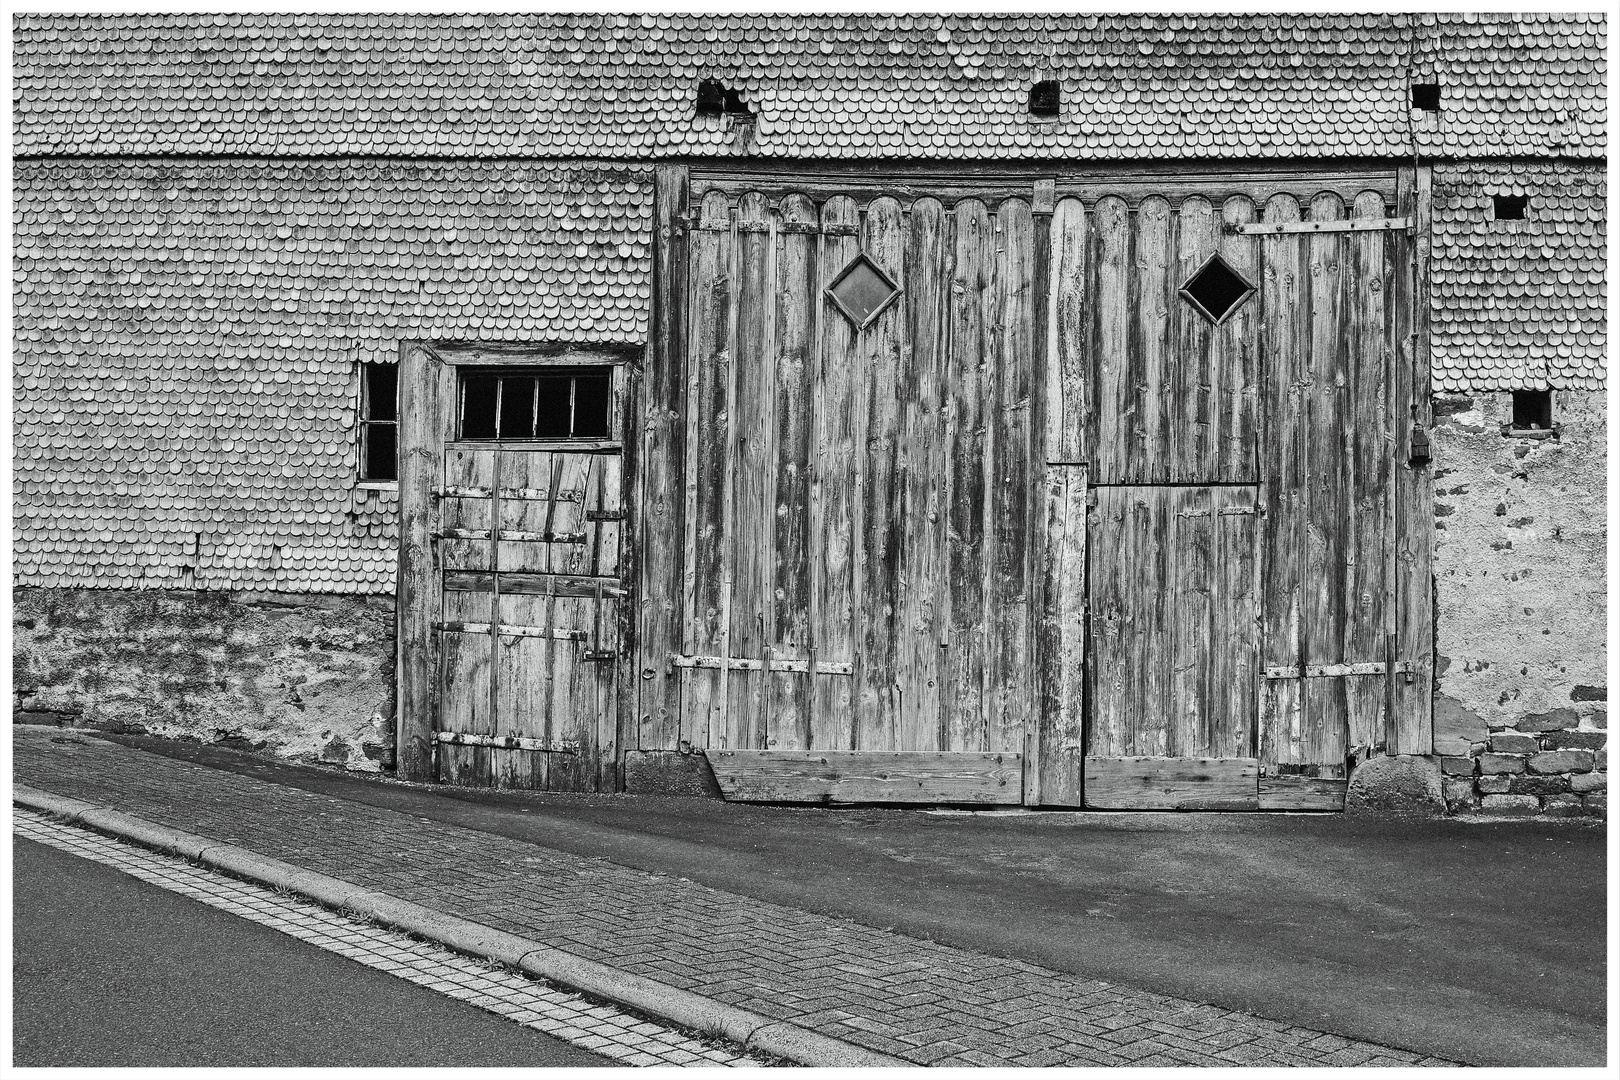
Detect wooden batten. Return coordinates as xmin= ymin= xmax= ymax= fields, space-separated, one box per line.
xmin=707 ymin=750 xmax=1023 ymax=805
xmin=1258 ymin=773 xmax=1348 ymax=811
xmin=1084 ymin=757 xmax=1260 ymax=810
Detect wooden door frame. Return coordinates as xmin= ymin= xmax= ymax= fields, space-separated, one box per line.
xmin=395 ymin=338 xmax=642 ymax=785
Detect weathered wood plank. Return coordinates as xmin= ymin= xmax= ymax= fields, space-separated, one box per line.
xmin=724 ymin=191 xmax=774 ymax=752
xmin=444 ymin=572 xmax=627 ymax=598
xmin=548 ymin=592 xmax=595 ymax=791
xmin=1258 ymin=193 xmax=1306 ymax=773
xmin=1084 ymin=757 xmax=1260 ymax=810
xmin=1172 ymin=197 xmax=1216 ymax=482
xmin=1088 ymin=196 xmax=1131 ymax=484
xmin=1087 ymin=486 xmax=1129 ymax=758
xmin=1257 ymin=773 xmax=1347 ymax=810
xmin=1170 ymin=485 xmax=1212 ymax=759
xmin=495 ymin=591 xmax=552 ymax=746
xmin=1032 ymin=463 xmax=1087 ymax=805
xmin=395 ymin=343 xmax=446 ymax=781
xmin=440 ymin=588 xmax=495 ymax=739
xmin=1133 ymin=196 xmax=1173 ymax=481
xmin=1302 ymin=192 xmax=1349 ymax=774
xmin=492 ymin=451 xmax=549 ymax=573
xmin=898 ymin=197 xmax=950 ymax=752
xmin=986 ymin=198 xmax=1035 ymax=757
xmin=809 ymin=195 xmax=859 ymax=751
xmin=944 ymin=198 xmax=992 ymax=754
xmin=1046 ymin=197 xmax=1088 ymax=464
xmin=853 ymin=196 xmax=907 ymax=752
xmin=680 ymin=189 xmax=734 ymax=753
xmin=439 ymin=449 xmax=494 ymax=571
xmin=707 ymin=750 xmax=1023 ymax=805
xmin=1217 ymin=196 xmax=1261 ymax=483
xmin=1391 ymin=167 xmax=1434 ymax=755
xmin=1211 ymin=486 xmax=1260 ymax=758
xmin=768 ymin=193 xmax=817 ymax=751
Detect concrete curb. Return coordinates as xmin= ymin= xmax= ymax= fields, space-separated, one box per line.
xmin=14 ymin=783 xmax=913 ymax=1068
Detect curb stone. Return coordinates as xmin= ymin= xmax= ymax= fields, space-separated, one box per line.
xmin=13 ymin=783 xmax=912 ymax=1069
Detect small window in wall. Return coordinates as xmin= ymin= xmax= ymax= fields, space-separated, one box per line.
xmin=696 ymin=78 xmax=750 ymax=118
xmin=826 ymin=253 xmax=901 ymax=330
xmin=1492 ymin=194 xmax=1529 ymax=221
xmin=1411 ymin=82 xmax=1441 ymax=112
xmin=1029 ymin=80 xmax=1061 ymax=119
xmin=359 ymin=362 xmax=398 ymax=482
xmin=1179 ymin=253 xmax=1256 ymax=326
xmin=1511 ymin=389 xmax=1553 ymax=431
xmin=458 ymin=368 xmax=612 ymax=441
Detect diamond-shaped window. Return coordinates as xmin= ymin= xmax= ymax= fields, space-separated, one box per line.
xmin=826 ymin=254 xmax=901 ymax=330
xmin=1179 ymin=253 xmax=1256 ymax=326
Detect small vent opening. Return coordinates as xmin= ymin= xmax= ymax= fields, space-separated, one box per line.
xmin=1029 ymin=80 xmax=1061 ymax=119
xmin=1492 ymin=194 xmax=1529 ymax=221
xmin=826 ymin=254 xmax=901 ymax=330
xmin=1511 ymin=390 xmax=1553 ymax=431
xmin=1411 ymin=83 xmax=1441 ymax=112
xmin=1179 ymin=254 xmax=1256 ymax=326
xmin=696 ymin=78 xmax=751 ymax=118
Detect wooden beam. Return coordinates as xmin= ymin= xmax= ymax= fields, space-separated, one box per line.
xmin=1228 ymin=217 xmax=1410 ymax=235
xmin=395 ymin=341 xmax=446 ymax=782
xmin=1258 ymin=773 xmax=1348 ymax=810
xmin=1084 ymin=757 xmax=1260 ymax=810
xmin=706 ymin=750 xmax=1023 ymax=805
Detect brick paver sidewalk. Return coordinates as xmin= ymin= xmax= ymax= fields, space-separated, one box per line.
xmin=13 ymin=728 xmax=1451 ymax=1067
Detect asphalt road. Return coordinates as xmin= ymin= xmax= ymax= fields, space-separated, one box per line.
xmin=12 ymin=838 xmax=607 ymax=1067
xmin=107 ymin=735 xmax=1608 ymax=1067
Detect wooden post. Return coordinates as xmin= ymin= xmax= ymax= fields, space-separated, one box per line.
xmin=396 ymin=340 xmax=445 ymax=781
xmin=1390 ymin=166 xmax=1435 ymax=755
xmin=635 ymin=165 xmax=690 ymax=753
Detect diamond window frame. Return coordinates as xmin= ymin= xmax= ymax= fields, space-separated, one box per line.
xmin=824 ymin=252 xmax=902 ymax=331
xmin=1178 ymin=252 xmax=1257 ymax=327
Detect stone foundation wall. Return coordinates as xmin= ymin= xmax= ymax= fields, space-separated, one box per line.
xmin=1430 ymin=390 xmax=1607 ymax=817
xmin=12 ymin=588 xmax=395 ymax=772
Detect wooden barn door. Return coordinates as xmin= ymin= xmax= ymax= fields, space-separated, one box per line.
xmin=668 ymin=187 xmax=1039 ymax=804
xmin=395 ymin=343 xmax=629 ymax=791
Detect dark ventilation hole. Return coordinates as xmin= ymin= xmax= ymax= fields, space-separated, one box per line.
xmin=1179 ymin=254 xmax=1256 ymax=325
xmin=1511 ymin=389 xmax=1553 ymax=431
xmin=1029 ymin=80 xmax=1061 ymax=119
xmin=696 ymin=78 xmax=750 ymax=118
xmin=1411 ymin=83 xmax=1441 ymax=112
xmin=1493 ymin=194 xmax=1529 ymax=220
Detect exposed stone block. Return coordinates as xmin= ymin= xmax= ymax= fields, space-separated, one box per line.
xmin=1477 ymin=774 xmax=1512 ymax=794
xmin=1569 ymin=771 xmax=1606 ymax=794
xmin=1527 ymin=749 xmax=1593 ymax=774
xmin=1540 ymin=794 xmax=1584 ymax=818
xmin=1570 ymin=684 xmax=1606 ymax=701
xmin=1442 ymin=778 xmax=1478 ymax=807
xmin=1488 ymin=733 xmax=1540 ymax=754
xmin=1596 ymin=749 xmax=1608 ymax=770
xmin=1518 ymin=707 xmax=1579 ymax=733
xmin=1439 ymin=756 xmax=1477 ymax=775
xmin=1583 ymin=794 xmax=1607 ymax=817
xmin=1477 ymin=753 xmax=1525 ymax=774
xmin=1433 ymin=695 xmax=1489 ymax=756
xmin=1543 ymin=730 xmax=1606 ymax=751
xmin=1345 ymin=755 xmax=1442 ymax=813
xmin=1480 ymin=794 xmax=1542 ymax=814
xmin=1508 ymin=774 xmax=1567 ymax=796
xmin=622 ymin=750 xmax=723 ymax=798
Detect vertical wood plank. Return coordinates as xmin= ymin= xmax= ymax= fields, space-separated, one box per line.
xmin=769 ymin=194 xmax=817 ymax=751
xmin=1172 ymin=197 xmax=1216 ymax=480
xmin=1133 ymin=196 xmax=1173 ymax=482
xmin=1088 ymin=196 xmax=1132 ymax=484
xmin=1302 ymin=192 xmax=1349 ymax=774
xmin=440 ymin=590 xmax=495 ymax=740
xmin=1087 ymin=488 xmax=1126 ymax=757
xmin=1170 ymin=485 xmax=1213 ymax=758
xmin=1392 ymin=167 xmax=1435 ymax=755
xmin=681 ymin=190 xmax=733 ymax=751
xmin=727 ymin=191 xmax=773 ymax=750
xmin=898 ymin=197 xmax=950 ymax=752
xmin=1046 ymin=198 xmax=1088 ymax=464
xmin=944 ymin=198 xmax=991 ymax=753
xmin=1346 ymin=190 xmax=1392 ymax=754
xmin=496 ymin=590 xmax=550 ymax=743
xmin=636 ymin=163 xmax=689 ymax=754
xmin=1218 ymin=197 xmax=1261 ymax=483
xmin=1258 ymin=194 xmax=1306 ymax=771
xmin=396 ymin=342 xmax=447 ymax=781
xmin=439 ymin=449 xmax=494 ymax=570
xmin=810 ymin=195 xmax=859 ymax=750
xmin=1135 ymin=487 xmax=1171 ymax=757
xmin=986 ymin=198 xmax=1035 ymax=757
xmin=1032 ymin=463 xmax=1087 ymax=805
xmin=1210 ymin=486 xmax=1260 ymax=758
xmin=852 ymin=196 xmax=907 ymax=752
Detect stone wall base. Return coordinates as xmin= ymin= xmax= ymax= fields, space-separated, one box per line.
xmin=622 ymin=750 xmax=723 ymax=798
xmin=12 ymin=587 xmax=395 ymax=773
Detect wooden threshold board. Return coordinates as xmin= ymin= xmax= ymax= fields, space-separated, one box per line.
xmin=1084 ymin=757 xmax=1261 ymax=810
xmin=706 ymin=750 xmax=1023 ymax=805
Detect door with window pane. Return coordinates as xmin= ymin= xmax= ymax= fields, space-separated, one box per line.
xmin=432 ymin=359 xmax=625 ymax=792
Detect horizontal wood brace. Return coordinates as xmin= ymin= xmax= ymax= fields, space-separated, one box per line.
xmin=432 ymin=731 xmax=579 ymax=754
xmin=671 ymin=653 xmax=854 ymax=676
xmin=737 ymin=221 xmax=770 ymax=233
xmin=439 ymin=486 xmax=585 ymax=502
xmin=422 ymin=341 xmax=639 ymax=367
xmin=444 ymin=440 xmax=622 ymax=455
xmin=707 ymin=750 xmax=1023 ymax=805
xmin=433 ymin=621 xmax=589 ymax=642
xmin=442 ymin=571 xmax=624 ymax=598
xmin=821 ymin=223 xmax=859 ymax=236
xmin=1265 ymin=661 xmax=1415 ymax=679
xmin=777 ymin=222 xmax=820 ymax=234
xmin=436 ymin=528 xmax=588 ymax=544
xmin=1228 ymin=217 xmax=1411 ymax=235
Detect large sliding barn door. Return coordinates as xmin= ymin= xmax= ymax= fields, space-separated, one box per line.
xmin=675 ymin=189 xmax=1037 ymax=804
